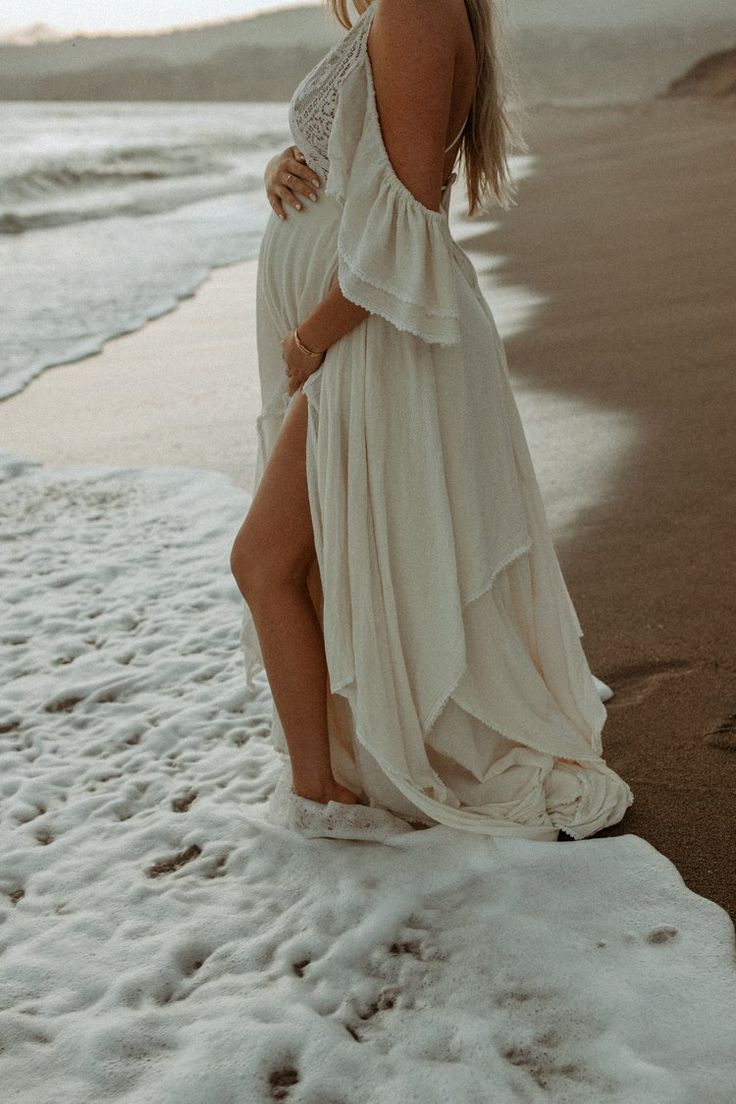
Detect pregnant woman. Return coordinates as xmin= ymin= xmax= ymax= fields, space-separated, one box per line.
xmin=230 ymin=0 xmax=634 ymax=841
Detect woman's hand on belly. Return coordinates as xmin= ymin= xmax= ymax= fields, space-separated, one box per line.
xmin=265 ymin=146 xmax=322 ymax=221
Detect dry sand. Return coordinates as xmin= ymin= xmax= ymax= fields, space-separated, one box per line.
xmin=1 ymin=94 xmax=733 ymax=916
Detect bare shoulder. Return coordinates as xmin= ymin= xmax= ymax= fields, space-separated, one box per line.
xmin=370 ymin=0 xmax=466 ymax=56
xmin=365 ymin=0 xmax=467 ymax=212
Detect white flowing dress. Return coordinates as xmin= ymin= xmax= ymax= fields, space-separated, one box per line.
xmin=241 ymin=1 xmax=634 ymax=841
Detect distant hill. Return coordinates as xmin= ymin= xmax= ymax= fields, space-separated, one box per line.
xmin=0 ymin=5 xmax=340 ymax=80
xmin=666 ymin=43 xmax=736 ymax=97
xmin=0 ymin=3 xmax=733 ymax=104
xmin=0 ymin=5 xmax=341 ymax=102
xmin=0 ymin=22 xmax=61 ymax=44
xmin=512 ymin=21 xmax=735 ymax=105
xmin=505 ymin=0 xmax=734 ymax=30
xmin=0 ymin=45 xmax=334 ymax=102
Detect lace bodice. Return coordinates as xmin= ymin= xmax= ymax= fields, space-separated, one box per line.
xmin=288 ymin=4 xmax=377 ymax=185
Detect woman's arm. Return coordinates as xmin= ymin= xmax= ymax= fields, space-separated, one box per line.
xmin=366 ymin=0 xmax=456 ymax=213
xmin=296 ymin=276 xmax=370 ymax=355
xmin=283 ymin=276 xmax=370 ymax=396
xmin=289 ymin=0 xmax=456 ymax=366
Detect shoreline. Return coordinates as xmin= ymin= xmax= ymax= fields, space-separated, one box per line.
xmin=0 ymin=258 xmax=262 ymax=490
xmin=0 ymin=254 xmax=256 ymax=405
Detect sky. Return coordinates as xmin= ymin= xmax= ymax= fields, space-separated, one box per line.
xmin=0 ymin=1 xmax=301 ymax=36
xmin=1 ymin=0 xmax=732 ymax=36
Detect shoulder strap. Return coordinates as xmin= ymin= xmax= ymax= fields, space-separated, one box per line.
xmin=444 ymin=115 xmax=468 ymax=153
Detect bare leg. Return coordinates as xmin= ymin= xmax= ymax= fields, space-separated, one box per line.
xmin=230 ymin=391 xmax=358 ymax=806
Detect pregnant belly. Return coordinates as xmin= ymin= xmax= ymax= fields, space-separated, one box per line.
xmin=257 ymin=189 xmax=342 ymax=335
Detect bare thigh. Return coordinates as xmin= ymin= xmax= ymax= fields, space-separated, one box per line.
xmin=232 ymin=391 xmax=315 ymax=586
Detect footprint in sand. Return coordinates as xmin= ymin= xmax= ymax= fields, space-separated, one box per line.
xmin=704 ymin=713 xmax=736 ymax=751
xmin=603 ymin=660 xmax=694 ymax=709
xmin=268 ymin=1066 xmax=300 ymax=1100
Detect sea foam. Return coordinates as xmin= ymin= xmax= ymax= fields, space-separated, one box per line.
xmin=1 ymin=451 xmax=735 ymax=1103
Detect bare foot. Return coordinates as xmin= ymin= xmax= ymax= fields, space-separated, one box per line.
xmin=292 ymin=778 xmax=361 ymax=806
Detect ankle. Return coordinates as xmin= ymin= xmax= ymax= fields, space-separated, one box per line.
xmin=292 ymin=776 xmax=358 ymax=804
xmin=291 ymin=775 xmax=334 ymax=802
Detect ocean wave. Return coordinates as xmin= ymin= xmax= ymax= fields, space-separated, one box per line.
xmin=0 ymin=188 xmax=268 ymax=401
xmin=0 ymin=130 xmax=285 ymax=206
xmin=0 ymin=103 xmax=281 ymax=397
xmin=0 ymin=169 xmax=264 ymax=235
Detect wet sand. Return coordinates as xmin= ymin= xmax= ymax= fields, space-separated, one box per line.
xmin=460 ymin=96 xmax=736 ymax=918
xmin=0 ymin=261 xmax=261 ymax=488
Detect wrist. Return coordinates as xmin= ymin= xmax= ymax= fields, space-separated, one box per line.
xmin=294 ymin=324 xmax=326 ymax=358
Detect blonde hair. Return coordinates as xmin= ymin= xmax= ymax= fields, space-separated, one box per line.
xmin=326 ymin=0 xmax=527 ymax=214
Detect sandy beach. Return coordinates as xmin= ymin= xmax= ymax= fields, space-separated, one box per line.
xmin=3 ymin=81 xmax=736 ymax=1098
xmin=482 ymin=95 xmax=736 ymax=916
xmin=1 ymin=94 xmax=734 ymax=917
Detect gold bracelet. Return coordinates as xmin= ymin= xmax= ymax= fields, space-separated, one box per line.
xmin=293 ymin=326 xmax=324 ymax=358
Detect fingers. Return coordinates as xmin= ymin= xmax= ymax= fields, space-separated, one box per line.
xmin=279 ymin=179 xmax=303 ymax=213
xmin=267 ymin=149 xmax=322 ymax=219
xmin=269 ymin=193 xmax=287 ymax=220
xmin=277 ymin=163 xmax=319 ymax=210
xmin=269 ymin=181 xmax=305 ymax=219
xmin=284 ymin=156 xmax=322 ymax=197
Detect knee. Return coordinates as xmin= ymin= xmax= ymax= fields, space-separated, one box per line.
xmin=230 ymin=528 xmax=260 ymax=599
xmin=230 ymin=527 xmax=312 ymax=601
